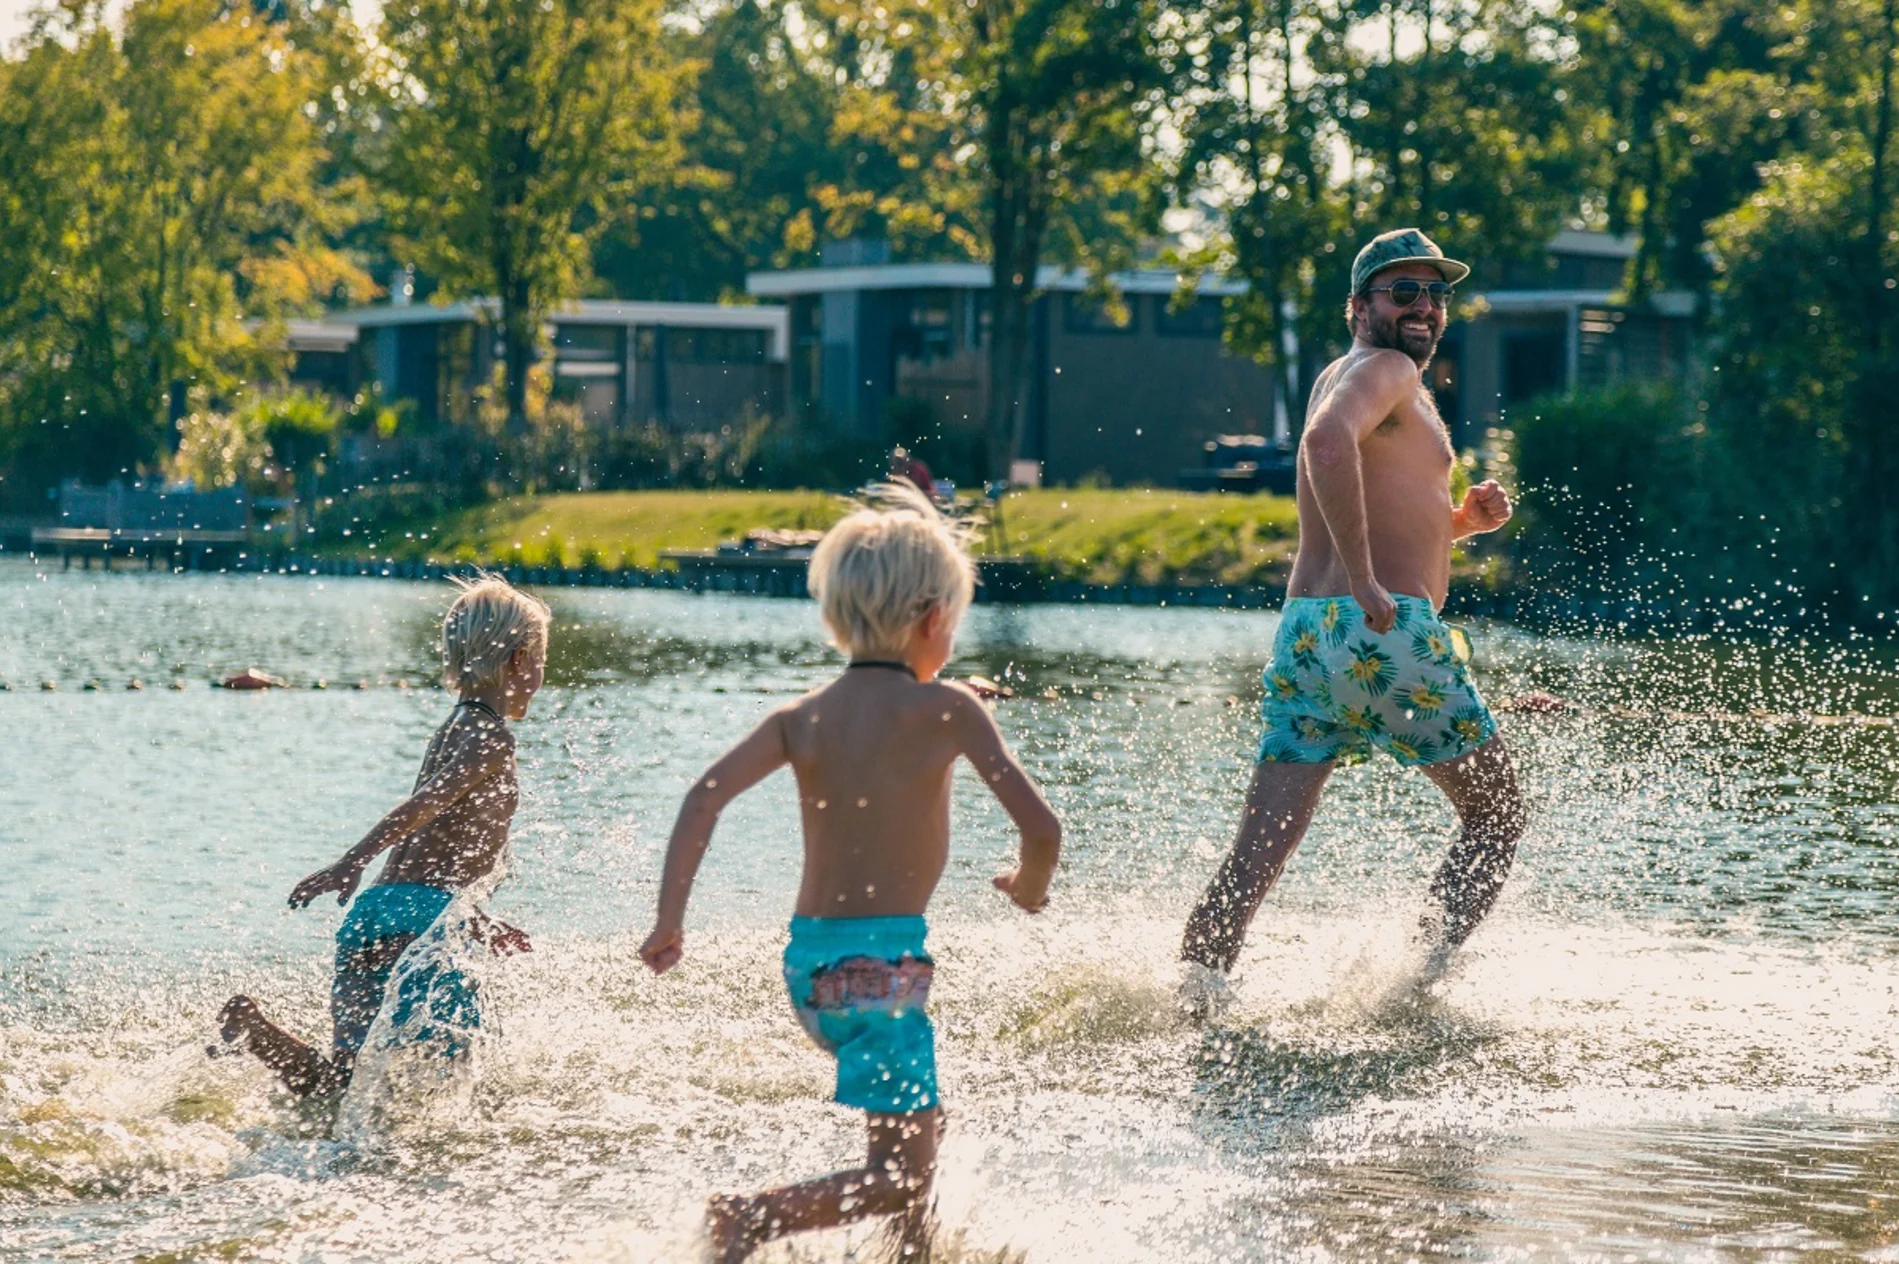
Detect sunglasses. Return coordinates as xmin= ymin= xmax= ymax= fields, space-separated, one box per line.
xmin=1363 ymin=279 xmax=1455 ymax=308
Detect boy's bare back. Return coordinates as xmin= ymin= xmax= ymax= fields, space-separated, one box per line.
xmin=780 ymin=669 xmax=1023 ymax=918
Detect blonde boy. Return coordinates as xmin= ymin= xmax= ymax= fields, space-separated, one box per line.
xmin=216 ymin=576 xmax=550 ymax=1099
xmin=641 ymin=485 xmax=1061 ymax=1262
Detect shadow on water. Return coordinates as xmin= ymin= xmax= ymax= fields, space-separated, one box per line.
xmin=1191 ymin=989 xmax=1504 ymax=1129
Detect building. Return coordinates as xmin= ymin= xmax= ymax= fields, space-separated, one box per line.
xmin=746 ymin=259 xmax=1279 ymax=486
xmin=1437 ymin=231 xmax=1696 ymax=441
xmin=290 ymin=299 xmax=788 ymax=429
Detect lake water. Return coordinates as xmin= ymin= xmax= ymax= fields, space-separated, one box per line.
xmin=3 ymin=557 xmax=1899 ymax=1262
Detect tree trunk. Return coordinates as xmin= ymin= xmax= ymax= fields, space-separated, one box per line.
xmin=1870 ymin=0 xmax=1895 ymax=354
xmin=502 ymin=276 xmax=533 ymax=433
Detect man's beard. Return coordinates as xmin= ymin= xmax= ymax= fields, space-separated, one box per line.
xmin=1367 ymin=306 xmax=1441 ymax=368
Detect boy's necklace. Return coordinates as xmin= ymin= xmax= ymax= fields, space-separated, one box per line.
xmin=457 ymin=698 xmax=504 ymax=720
xmin=847 ymin=660 xmax=917 ymax=680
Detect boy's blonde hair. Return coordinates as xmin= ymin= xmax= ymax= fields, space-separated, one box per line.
xmin=807 ymin=482 xmax=976 ymax=657
xmin=441 ymin=574 xmax=552 ymax=694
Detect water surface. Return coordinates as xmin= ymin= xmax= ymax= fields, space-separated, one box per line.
xmin=3 ymin=559 xmax=1898 ymax=1261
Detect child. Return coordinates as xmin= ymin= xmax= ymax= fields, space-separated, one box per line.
xmin=639 ymin=485 xmax=1061 ymax=1262
xmin=214 ymin=575 xmax=551 ymax=1100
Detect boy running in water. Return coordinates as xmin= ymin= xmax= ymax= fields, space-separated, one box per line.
xmin=640 ymin=485 xmax=1062 ymax=1261
xmin=215 ymin=576 xmax=550 ymax=1099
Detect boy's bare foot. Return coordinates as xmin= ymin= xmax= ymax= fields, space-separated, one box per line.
xmin=208 ymin=995 xmax=260 ymax=1057
xmin=707 ymin=1194 xmax=767 ymax=1263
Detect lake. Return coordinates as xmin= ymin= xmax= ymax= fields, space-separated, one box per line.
xmin=4 ymin=558 xmax=1898 ymax=1261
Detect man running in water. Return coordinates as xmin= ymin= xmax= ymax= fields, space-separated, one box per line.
xmin=1180 ymin=228 xmax=1527 ymax=1013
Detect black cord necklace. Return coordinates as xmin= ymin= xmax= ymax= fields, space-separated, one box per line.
xmin=457 ymin=698 xmax=504 ymax=720
xmin=847 ymin=660 xmax=917 ymax=680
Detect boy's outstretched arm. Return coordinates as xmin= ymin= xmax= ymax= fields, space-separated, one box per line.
xmin=640 ymin=709 xmax=790 ymax=974
xmin=949 ymin=686 xmax=1061 ymax=912
xmin=288 ymin=729 xmax=513 ymax=909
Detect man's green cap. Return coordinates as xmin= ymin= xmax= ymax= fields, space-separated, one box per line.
xmin=1350 ymin=228 xmax=1470 ymax=295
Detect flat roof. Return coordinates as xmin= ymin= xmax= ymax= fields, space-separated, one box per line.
xmin=1474 ymin=288 xmax=1696 ymax=315
xmin=746 ymin=262 xmax=1248 ymax=299
xmin=328 ymin=298 xmax=790 ymax=358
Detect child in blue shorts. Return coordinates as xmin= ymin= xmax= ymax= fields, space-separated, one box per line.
xmin=640 ymin=485 xmax=1062 ymax=1261
xmin=214 ymin=576 xmax=549 ymax=1100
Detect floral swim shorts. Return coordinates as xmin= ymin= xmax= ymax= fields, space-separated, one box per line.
xmin=1258 ymin=594 xmax=1497 ymax=768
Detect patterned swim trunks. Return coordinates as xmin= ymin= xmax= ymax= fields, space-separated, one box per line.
xmin=783 ymin=914 xmax=938 ymax=1115
xmin=1258 ymin=594 xmax=1497 ymax=768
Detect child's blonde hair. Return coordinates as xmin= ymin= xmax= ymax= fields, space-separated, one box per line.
xmin=441 ymin=574 xmax=552 ymax=694
xmin=807 ymin=482 xmax=976 ymax=657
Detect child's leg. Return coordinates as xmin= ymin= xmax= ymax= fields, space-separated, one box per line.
xmin=215 ymin=996 xmax=342 ymax=1098
xmin=708 ymin=1106 xmax=940 ymax=1263
xmin=214 ymin=934 xmax=413 ymax=1100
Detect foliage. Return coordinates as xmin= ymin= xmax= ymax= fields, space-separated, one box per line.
xmin=593 ymin=1 xmax=845 ymax=300
xmin=243 ymin=388 xmax=343 ymax=475
xmin=374 ymin=0 xmax=686 ymax=424
xmin=167 ymin=410 xmax=271 ymax=492
xmin=0 ymin=0 xmax=370 ymax=509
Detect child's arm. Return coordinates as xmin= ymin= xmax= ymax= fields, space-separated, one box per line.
xmin=288 ymin=729 xmax=513 ymax=909
xmin=948 ymin=685 xmax=1062 ymax=912
xmin=640 ymin=709 xmax=791 ymax=974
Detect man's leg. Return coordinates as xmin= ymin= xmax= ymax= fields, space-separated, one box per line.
xmin=1418 ymin=736 xmax=1526 ymax=947
xmin=1181 ymin=759 xmax=1334 ymax=973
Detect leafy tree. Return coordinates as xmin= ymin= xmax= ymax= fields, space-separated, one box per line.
xmin=0 ymin=0 xmax=369 ymax=507
xmin=374 ymin=0 xmax=685 ymax=426
xmin=594 ymin=0 xmax=846 ymax=301
xmin=1173 ymin=0 xmax=1349 ymax=436
xmin=1321 ymin=0 xmax=1588 ymax=281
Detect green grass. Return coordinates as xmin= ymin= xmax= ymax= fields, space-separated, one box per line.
xmin=349 ymin=487 xmax=1304 ymax=586
xmin=985 ymin=488 xmax=1300 ymax=585
xmin=354 ymin=489 xmax=846 ymax=571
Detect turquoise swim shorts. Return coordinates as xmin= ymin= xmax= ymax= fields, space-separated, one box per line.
xmin=333 ymin=882 xmax=480 ymax=1057
xmin=783 ymin=915 xmax=938 ymax=1115
xmin=1258 ymin=594 xmax=1497 ymax=768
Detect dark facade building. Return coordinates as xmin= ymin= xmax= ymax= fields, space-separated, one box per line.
xmin=1437 ymin=231 xmax=1696 ymax=442
xmin=747 ymin=261 xmax=1279 ymax=486
xmin=295 ymin=300 xmax=788 ymax=429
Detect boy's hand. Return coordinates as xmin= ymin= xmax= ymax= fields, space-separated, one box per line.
xmin=288 ymin=860 xmax=363 ymax=909
xmin=640 ymin=926 xmax=683 ymax=974
xmin=473 ymin=915 xmax=533 ymax=956
xmin=992 ymin=869 xmax=1049 ymax=914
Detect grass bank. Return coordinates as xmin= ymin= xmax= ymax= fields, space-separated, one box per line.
xmin=339 ymin=488 xmax=1306 ymax=586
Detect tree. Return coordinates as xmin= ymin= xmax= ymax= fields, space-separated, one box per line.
xmin=961 ymin=0 xmax=1176 ymax=476
xmin=0 ymin=0 xmax=370 ymax=506
xmin=375 ymin=0 xmax=685 ymax=427
xmin=1173 ymin=0 xmax=1348 ymax=438
xmin=1322 ymin=0 xmax=1588 ymax=283
xmin=593 ymin=0 xmax=851 ymax=302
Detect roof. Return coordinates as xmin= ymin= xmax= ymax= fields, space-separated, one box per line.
xmin=746 ymin=262 xmax=1247 ymax=299
xmin=327 ymin=298 xmax=790 ymax=359
xmin=1473 ymin=288 xmax=1697 ymax=316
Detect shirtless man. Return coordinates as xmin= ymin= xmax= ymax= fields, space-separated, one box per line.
xmin=1180 ymin=228 xmax=1526 ymax=1008
xmin=214 ymin=577 xmax=549 ymax=1098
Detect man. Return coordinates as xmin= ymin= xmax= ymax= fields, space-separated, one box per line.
xmin=1180 ymin=228 xmax=1526 ymax=1013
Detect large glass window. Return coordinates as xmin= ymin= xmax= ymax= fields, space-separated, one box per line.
xmin=1063 ymin=292 xmax=1138 ymax=335
xmin=1155 ymin=295 xmax=1224 ymax=338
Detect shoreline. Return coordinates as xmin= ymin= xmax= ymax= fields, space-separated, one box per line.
xmin=2 ymin=546 xmax=1867 ymax=640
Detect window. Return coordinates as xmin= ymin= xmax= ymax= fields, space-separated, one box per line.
xmin=1063 ymin=292 xmax=1138 ymax=335
xmin=1155 ymin=296 xmax=1224 ymax=339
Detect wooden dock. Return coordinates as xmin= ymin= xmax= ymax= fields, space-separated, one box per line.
xmin=30 ymin=526 xmax=252 ymax=570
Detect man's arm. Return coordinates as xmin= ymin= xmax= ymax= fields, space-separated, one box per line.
xmin=1301 ymin=351 xmax=1419 ymax=632
xmin=288 ymin=730 xmax=513 ymax=909
xmin=641 ymin=708 xmax=791 ymax=972
xmin=1451 ymin=479 xmax=1513 ymax=539
xmin=948 ymin=685 xmax=1061 ymax=911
